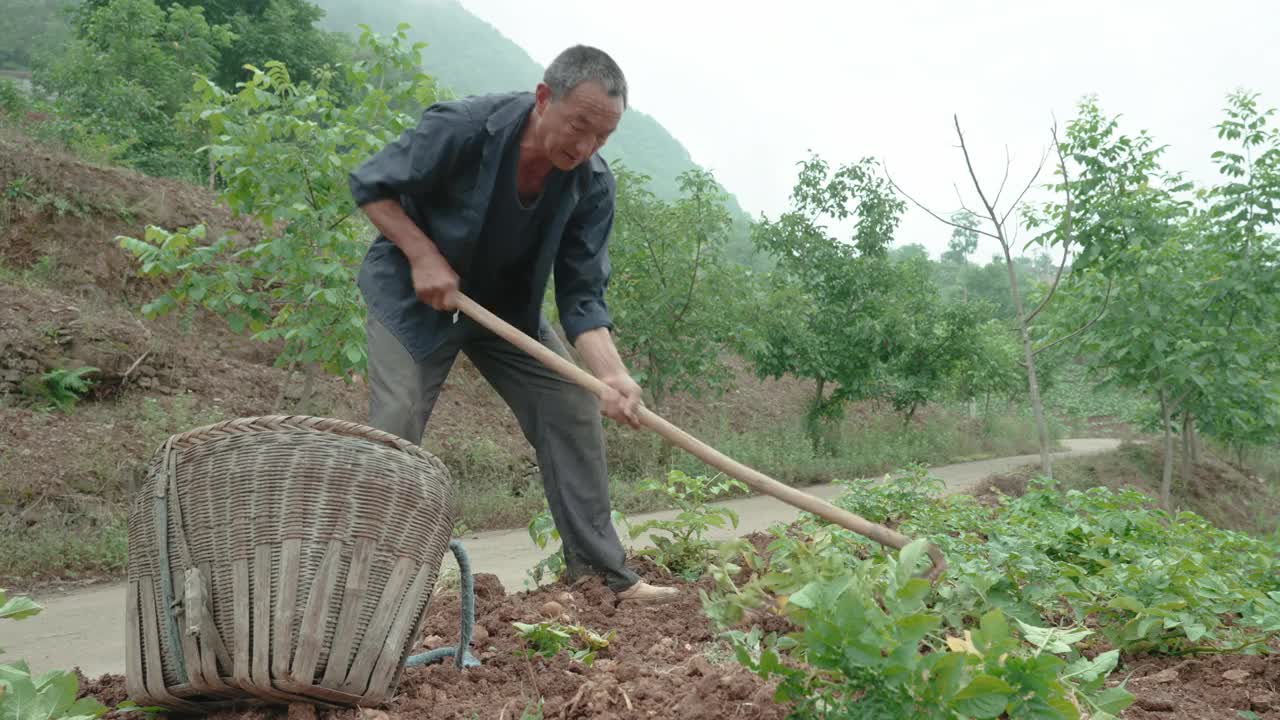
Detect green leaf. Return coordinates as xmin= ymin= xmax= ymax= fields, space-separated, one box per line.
xmin=953 ymin=674 xmax=1014 ymax=718
xmin=1062 ymin=649 xmax=1120 ymax=683
xmin=1016 ymin=619 xmax=1092 ymax=654
xmin=1092 ymin=686 xmax=1136 ymax=714
xmin=896 ymin=538 xmax=928 ymax=585
xmin=0 ymin=596 xmax=41 ymax=621
xmin=786 ymin=581 xmax=824 ymax=610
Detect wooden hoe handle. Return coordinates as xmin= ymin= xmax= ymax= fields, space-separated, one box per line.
xmin=453 ymin=293 xmax=947 ymax=583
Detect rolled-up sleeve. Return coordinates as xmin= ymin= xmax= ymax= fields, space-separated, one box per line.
xmin=348 ymin=102 xmax=473 ymax=207
xmin=555 ymin=170 xmax=617 ymax=344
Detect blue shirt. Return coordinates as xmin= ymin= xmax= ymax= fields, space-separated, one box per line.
xmin=348 ymin=91 xmax=617 ymax=362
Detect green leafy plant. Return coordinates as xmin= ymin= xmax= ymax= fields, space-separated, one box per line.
xmin=525 ymin=507 xmax=628 ymax=588
xmin=700 ymin=461 xmax=1279 ymax=718
xmin=32 ymin=366 xmax=98 ymax=412
xmin=625 ymin=470 xmax=748 ymax=580
xmin=511 ymin=621 xmax=616 ymax=667
xmin=525 ymin=509 xmax=566 ymax=587
xmin=0 ymin=591 xmax=110 ymax=720
xmin=119 ymin=25 xmax=444 ymax=388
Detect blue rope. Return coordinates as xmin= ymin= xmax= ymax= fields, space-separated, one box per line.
xmin=405 ymin=539 xmax=480 ymax=669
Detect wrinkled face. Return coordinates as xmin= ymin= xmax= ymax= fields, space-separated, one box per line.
xmin=533 ymin=80 xmax=624 ymax=170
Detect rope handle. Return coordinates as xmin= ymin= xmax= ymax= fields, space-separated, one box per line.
xmin=452 ymin=292 xmax=947 ymax=583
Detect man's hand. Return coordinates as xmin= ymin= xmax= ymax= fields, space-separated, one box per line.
xmin=359 ymin=198 xmax=458 ymax=310
xmin=599 ymin=373 xmax=643 ymax=429
xmin=574 ymin=327 xmax=645 ymax=429
xmin=410 ymin=250 xmax=459 ymax=311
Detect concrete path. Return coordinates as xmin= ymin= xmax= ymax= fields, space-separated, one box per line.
xmin=0 ymin=439 xmax=1119 ymax=678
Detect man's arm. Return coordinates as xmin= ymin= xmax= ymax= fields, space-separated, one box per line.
xmin=556 ymin=169 xmax=643 ymax=428
xmin=349 ymin=102 xmax=473 ymax=310
xmin=574 ymin=326 xmax=642 ymax=428
xmin=361 ymin=199 xmax=458 ymax=310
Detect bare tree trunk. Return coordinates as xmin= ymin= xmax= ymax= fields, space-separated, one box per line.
xmin=1181 ymin=411 xmax=1193 ymax=488
xmin=1189 ymin=415 xmax=1201 ymax=463
xmin=808 ymin=378 xmax=827 ymax=455
xmin=298 ymin=365 xmax=318 ymax=415
xmin=1002 ymin=249 xmax=1052 ymax=478
xmin=1160 ymin=388 xmax=1174 ymax=511
xmin=273 ymin=358 xmax=300 ymax=413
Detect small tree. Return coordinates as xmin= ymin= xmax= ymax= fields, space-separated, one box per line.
xmin=608 ymin=164 xmax=741 ymax=415
xmin=886 ymin=115 xmax=1104 ymax=479
xmin=941 ymin=210 xmax=979 ymax=265
xmin=748 ymin=154 xmax=981 ymax=442
xmin=1042 ymin=92 xmax=1280 ymax=508
xmin=119 ymin=25 xmax=441 ymax=409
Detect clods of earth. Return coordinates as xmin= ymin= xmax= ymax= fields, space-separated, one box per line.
xmin=78 ymin=564 xmax=1279 ymax=719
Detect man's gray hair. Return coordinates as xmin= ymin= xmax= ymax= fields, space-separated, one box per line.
xmin=543 ymin=45 xmax=628 ymax=109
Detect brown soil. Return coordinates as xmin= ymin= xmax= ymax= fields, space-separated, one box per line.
xmin=1114 ymin=652 xmax=1280 ymax=719
xmin=78 ymin=562 xmax=788 ymax=720
xmin=73 ymin=565 xmax=1280 ymax=719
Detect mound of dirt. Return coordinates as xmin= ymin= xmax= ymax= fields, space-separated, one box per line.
xmin=1116 ymin=652 xmax=1280 ymax=719
xmin=0 ymin=129 xmax=259 ymax=306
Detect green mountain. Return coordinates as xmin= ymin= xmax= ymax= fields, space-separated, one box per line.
xmin=313 ymin=0 xmax=762 ymax=266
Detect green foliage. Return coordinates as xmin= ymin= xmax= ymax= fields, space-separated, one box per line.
xmin=0 ymin=591 xmax=43 ymax=629
xmin=525 ymin=509 xmax=566 ymax=587
xmin=609 ymin=164 xmax=743 ymax=411
xmin=119 ymin=25 xmax=442 ymax=379
xmin=0 ymin=81 xmax=28 ymax=117
xmin=26 ymin=366 xmax=98 ymax=413
xmin=33 ymin=0 xmax=234 ymax=176
xmin=512 ymin=620 xmax=616 ymax=667
xmin=748 ymin=154 xmax=982 ymax=439
xmin=0 ymin=593 xmax=110 ymax=720
xmin=702 ymin=468 xmax=1279 ymax=718
xmin=625 ymin=470 xmax=748 ymax=580
xmin=941 ymin=209 xmax=979 ymax=265
xmin=1039 ymin=92 xmax=1280 ymax=496
xmin=0 ymin=661 xmax=109 ymax=720
xmin=948 ymin=319 xmax=1024 ymax=410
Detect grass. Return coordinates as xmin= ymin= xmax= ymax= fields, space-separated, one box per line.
xmin=0 ymin=516 xmax=129 ymax=584
xmin=437 ymin=404 xmax=1060 ymax=534
xmin=0 ymin=393 xmax=224 ymax=588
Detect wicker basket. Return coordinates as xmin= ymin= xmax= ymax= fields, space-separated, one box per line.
xmin=124 ymin=416 xmax=459 ymax=712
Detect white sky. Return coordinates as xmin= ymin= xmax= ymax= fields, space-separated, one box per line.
xmin=458 ymin=0 xmax=1280 ymax=260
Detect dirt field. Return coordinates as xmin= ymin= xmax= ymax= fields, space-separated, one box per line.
xmin=75 ymin=551 xmax=1280 ymax=719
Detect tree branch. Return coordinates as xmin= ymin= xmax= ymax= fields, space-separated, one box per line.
xmin=1025 ymin=242 xmax=1070 ymax=324
xmin=999 ymin=146 xmax=1050 ymax=229
xmin=954 ymin=115 xmax=1004 ymax=247
xmin=884 ymin=164 xmax=1001 ymax=240
xmin=993 ymin=144 xmax=1012 ymax=209
xmin=1032 ymin=275 xmax=1112 ymax=357
xmin=1024 ymin=122 xmax=1076 ymax=325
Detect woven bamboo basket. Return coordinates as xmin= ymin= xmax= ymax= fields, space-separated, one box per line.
xmin=124 ymin=415 xmax=459 ymax=712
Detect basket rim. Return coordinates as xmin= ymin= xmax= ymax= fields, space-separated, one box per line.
xmin=160 ymin=415 xmax=443 ymax=467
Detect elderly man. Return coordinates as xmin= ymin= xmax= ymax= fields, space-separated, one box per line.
xmin=348 ymin=45 xmax=677 ymax=604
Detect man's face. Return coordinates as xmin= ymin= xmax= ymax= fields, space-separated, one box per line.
xmin=534 ymin=80 xmax=624 ymax=171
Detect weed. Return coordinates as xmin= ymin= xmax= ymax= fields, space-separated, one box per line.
xmin=25 ymin=365 xmax=98 ymax=412
xmin=625 ymin=470 xmax=748 ymax=580
xmin=512 ymin=620 xmax=616 ymax=667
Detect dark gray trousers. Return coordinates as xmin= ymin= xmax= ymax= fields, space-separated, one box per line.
xmin=364 ymin=314 xmax=639 ymax=591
